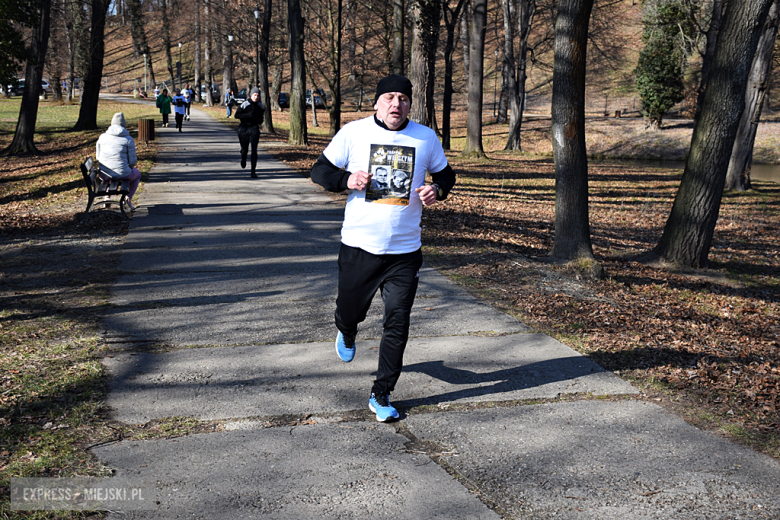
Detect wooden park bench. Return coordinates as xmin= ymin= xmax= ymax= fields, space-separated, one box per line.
xmin=80 ymin=156 xmax=131 ymax=220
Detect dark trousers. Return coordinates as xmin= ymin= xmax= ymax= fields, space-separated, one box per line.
xmin=335 ymin=244 xmax=423 ymax=396
xmin=185 ymin=103 xmax=191 ymax=116
xmin=162 ymin=113 xmax=169 ymax=126
xmin=175 ymin=113 xmax=184 ymax=130
xmin=237 ymin=125 xmax=260 ymax=173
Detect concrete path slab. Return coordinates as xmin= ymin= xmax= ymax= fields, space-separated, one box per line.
xmin=103 ymin=334 xmax=633 ymax=423
xmin=404 ymin=401 xmax=780 ymax=519
xmin=94 ymin=422 xmax=499 ymax=520
xmin=92 ymin=95 xmax=780 ymax=520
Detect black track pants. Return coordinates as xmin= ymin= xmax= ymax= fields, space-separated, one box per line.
xmin=335 ymin=243 xmax=423 ymax=396
xmin=237 ymin=125 xmax=260 ymax=174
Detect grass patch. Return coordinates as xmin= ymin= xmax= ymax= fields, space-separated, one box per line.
xmin=0 ymin=96 xmax=159 ymax=517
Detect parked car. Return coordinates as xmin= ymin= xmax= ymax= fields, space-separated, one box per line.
xmin=3 ymin=79 xmax=23 ymax=97
xmin=278 ymin=92 xmax=289 ymax=108
xmin=234 ymin=88 xmax=247 ymax=104
xmin=200 ymin=85 xmax=221 ymax=101
xmin=3 ymin=79 xmax=50 ymax=97
xmin=305 ymin=88 xmax=326 ymax=109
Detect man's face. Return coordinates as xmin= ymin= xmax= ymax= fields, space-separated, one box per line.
xmin=374 ymin=92 xmax=411 ymax=130
xmin=251 ymin=92 xmax=260 ymax=102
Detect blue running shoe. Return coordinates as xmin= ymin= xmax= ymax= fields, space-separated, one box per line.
xmin=335 ymin=331 xmax=356 ymax=362
xmin=369 ymin=393 xmax=399 ymax=422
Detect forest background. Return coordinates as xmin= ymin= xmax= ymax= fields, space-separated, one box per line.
xmin=1 ymin=0 xmax=779 ymax=513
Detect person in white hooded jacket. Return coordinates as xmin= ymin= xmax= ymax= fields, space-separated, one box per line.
xmin=96 ymin=112 xmax=142 ymax=211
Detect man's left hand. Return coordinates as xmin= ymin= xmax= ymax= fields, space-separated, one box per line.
xmin=416 ymin=185 xmax=437 ymax=207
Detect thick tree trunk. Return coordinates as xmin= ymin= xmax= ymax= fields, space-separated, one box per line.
xmin=73 ymin=0 xmax=108 ymax=131
xmin=550 ymin=0 xmax=595 ymax=261
xmin=160 ymin=0 xmax=176 ymax=89
xmin=126 ymin=0 xmax=144 ymax=58
xmin=725 ymin=0 xmax=780 ymax=191
xmin=462 ymin=0 xmax=486 ymax=156
xmin=271 ymin=64 xmax=282 ymax=110
xmin=503 ymin=0 xmax=517 ymax=143
xmin=694 ymin=0 xmax=727 ymax=124
xmin=6 ymin=0 xmax=51 ymax=155
xmin=505 ymin=0 xmax=535 ymax=150
xmin=346 ymin=0 xmax=358 ymax=83
xmin=497 ymin=0 xmax=514 ymax=125
xmin=259 ymin=0 xmax=275 ymax=132
xmin=425 ymin=0 xmax=442 ymax=133
xmin=461 ymin=0 xmax=471 ymax=79
xmin=64 ymin=1 xmax=76 ymax=102
xmin=204 ymin=0 xmax=214 ymax=106
xmin=288 ymin=0 xmax=308 ymax=145
xmin=441 ymin=0 xmax=468 ymax=150
xmin=325 ymin=0 xmax=342 ymax=136
xmin=410 ymin=2 xmax=428 ymax=125
xmin=126 ymin=0 xmax=155 ymax=91
xmin=651 ymin=0 xmax=774 ymax=268
xmin=194 ymin=0 xmax=201 ymax=101
xmin=222 ymin=21 xmax=232 ymax=105
xmin=393 ymin=0 xmax=405 ymax=75
xmin=49 ymin=0 xmax=64 ymax=102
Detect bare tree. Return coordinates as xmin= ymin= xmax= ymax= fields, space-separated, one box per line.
xmin=204 ymin=0 xmax=215 ymax=106
xmin=5 ymin=0 xmax=51 ymax=155
xmin=424 ymin=0 xmax=442 ymax=133
xmin=505 ymin=0 xmax=536 ymax=150
xmin=126 ymin=0 xmax=156 ymax=92
xmin=160 ymin=0 xmax=176 ymax=88
xmin=393 ymin=0 xmax=405 ymax=75
xmin=441 ymin=0 xmax=468 ymax=149
xmin=725 ymin=0 xmax=780 ymax=191
xmin=195 ymin=0 xmax=202 ymax=101
xmin=306 ymin=0 xmax=343 ymax=135
xmin=694 ymin=0 xmax=727 ymax=124
xmin=649 ymin=0 xmax=774 ymax=268
xmin=410 ymin=1 xmax=429 ymax=125
xmin=47 ymin=0 xmax=67 ymax=102
xmin=462 ymin=0 xmax=486 ymax=157
xmin=259 ymin=0 xmax=275 ymax=132
xmin=288 ymin=0 xmax=308 ymax=144
xmin=461 ymin=0 xmax=471 ymax=78
xmin=73 ymin=0 xmax=109 ymax=131
xmin=222 ymin=20 xmax=233 ymax=104
xmin=549 ymin=0 xmax=596 ymax=263
xmin=271 ymin=64 xmax=282 ymax=110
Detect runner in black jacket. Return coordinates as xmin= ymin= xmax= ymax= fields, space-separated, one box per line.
xmin=235 ymin=86 xmax=264 ymax=178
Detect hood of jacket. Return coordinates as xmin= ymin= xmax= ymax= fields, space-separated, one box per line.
xmin=106 ymin=124 xmax=131 ymax=137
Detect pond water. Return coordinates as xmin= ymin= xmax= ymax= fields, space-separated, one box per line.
xmin=598 ymin=159 xmax=780 ymax=184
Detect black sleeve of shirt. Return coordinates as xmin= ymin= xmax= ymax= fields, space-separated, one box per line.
xmin=310 ymin=153 xmax=351 ymax=192
xmin=430 ymin=164 xmax=456 ymax=201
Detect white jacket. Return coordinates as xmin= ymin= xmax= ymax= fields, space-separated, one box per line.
xmin=96 ymin=125 xmax=137 ymax=177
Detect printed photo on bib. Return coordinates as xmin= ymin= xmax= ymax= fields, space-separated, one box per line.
xmin=365 ymin=144 xmax=416 ymax=206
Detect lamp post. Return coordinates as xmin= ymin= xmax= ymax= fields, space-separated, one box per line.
xmin=493 ymin=49 xmax=499 ymax=119
xmin=253 ymin=6 xmax=261 ymax=87
xmin=143 ymin=52 xmax=148 ymax=94
xmin=227 ymin=33 xmax=234 ymax=90
xmin=177 ymin=42 xmax=182 ymax=90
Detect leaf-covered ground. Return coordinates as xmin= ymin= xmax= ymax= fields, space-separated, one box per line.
xmin=249 ymin=107 xmax=780 ymax=458
xmin=0 ymin=101 xmax=777 ymax=509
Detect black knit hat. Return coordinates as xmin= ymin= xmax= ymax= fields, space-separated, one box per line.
xmin=374 ymin=74 xmax=413 ymax=104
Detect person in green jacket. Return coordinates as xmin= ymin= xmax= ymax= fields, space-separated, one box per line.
xmin=156 ymin=88 xmax=173 ymax=127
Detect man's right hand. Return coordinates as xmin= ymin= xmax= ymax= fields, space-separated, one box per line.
xmin=348 ymin=170 xmax=372 ymax=191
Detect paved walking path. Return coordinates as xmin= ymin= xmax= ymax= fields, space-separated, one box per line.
xmin=93 ymin=96 xmax=780 ymax=519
